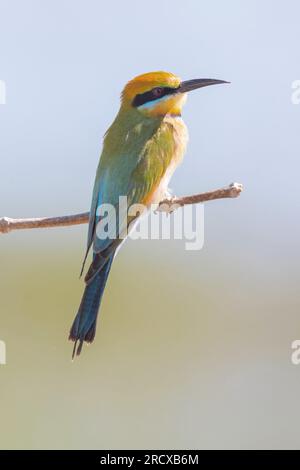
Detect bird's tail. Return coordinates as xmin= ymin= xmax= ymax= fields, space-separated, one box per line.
xmin=69 ymin=255 xmax=114 ymax=358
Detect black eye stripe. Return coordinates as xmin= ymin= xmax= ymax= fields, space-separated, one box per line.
xmin=132 ymin=86 xmax=178 ymax=107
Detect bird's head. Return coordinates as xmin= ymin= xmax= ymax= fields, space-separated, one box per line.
xmin=121 ymin=71 xmax=228 ymax=118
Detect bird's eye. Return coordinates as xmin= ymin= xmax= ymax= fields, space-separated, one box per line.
xmin=152 ymin=87 xmax=164 ymax=98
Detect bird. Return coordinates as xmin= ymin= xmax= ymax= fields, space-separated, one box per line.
xmin=69 ymin=71 xmax=228 ymax=357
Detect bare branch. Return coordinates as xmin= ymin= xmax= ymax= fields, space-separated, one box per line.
xmin=0 ymin=182 xmax=243 ymax=234
xmin=0 ymin=212 xmax=89 ymax=234
xmin=157 ymin=182 xmax=243 ymax=212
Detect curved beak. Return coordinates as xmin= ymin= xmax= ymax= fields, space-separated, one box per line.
xmin=178 ymin=78 xmax=230 ymax=93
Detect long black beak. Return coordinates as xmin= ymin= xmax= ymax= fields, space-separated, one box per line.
xmin=179 ymin=78 xmax=229 ymax=93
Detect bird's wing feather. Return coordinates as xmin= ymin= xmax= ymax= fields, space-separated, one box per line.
xmin=84 ymin=121 xmax=177 ymax=283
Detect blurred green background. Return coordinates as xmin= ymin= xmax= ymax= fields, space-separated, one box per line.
xmin=1 ymin=0 xmax=300 ymax=449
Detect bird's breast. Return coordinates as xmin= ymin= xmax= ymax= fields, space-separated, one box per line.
xmin=149 ymin=116 xmax=188 ymax=205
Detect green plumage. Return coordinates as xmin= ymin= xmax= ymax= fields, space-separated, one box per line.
xmin=88 ymin=108 xmax=180 ymax=256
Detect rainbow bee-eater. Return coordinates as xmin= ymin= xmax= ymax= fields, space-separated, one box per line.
xmin=69 ymin=71 xmax=228 ymax=357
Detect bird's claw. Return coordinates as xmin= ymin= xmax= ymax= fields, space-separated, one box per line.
xmin=155 ymin=196 xmax=179 ymax=214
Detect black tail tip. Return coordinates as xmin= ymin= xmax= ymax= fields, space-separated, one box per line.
xmin=69 ymin=328 xmax=96 ymax=359
xmin=69 ymin=337 xmax=84 ymax=360
xmin=69 ymin=316 xmax=97 ymax=359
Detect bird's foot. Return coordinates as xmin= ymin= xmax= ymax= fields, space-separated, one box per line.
xmin=156 ymin=195 xmax=180 ymax=214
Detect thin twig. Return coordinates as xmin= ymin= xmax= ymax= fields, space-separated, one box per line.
xmin=0 ymin=182 xmax=243 ymax=234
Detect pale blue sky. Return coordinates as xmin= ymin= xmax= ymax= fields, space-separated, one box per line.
xmin=1 ymin=0 xmax=300 ymax=259
xmin=0 ymin=2 xmax=299 ymax=207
